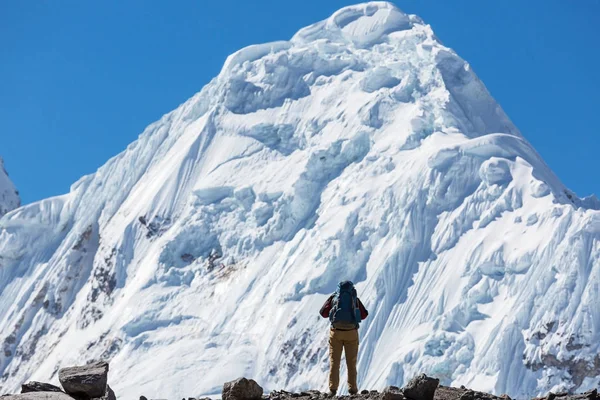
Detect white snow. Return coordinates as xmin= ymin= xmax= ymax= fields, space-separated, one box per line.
xmin=0 ymin=157 xmax=20 ymax=217
xmin=1 ymin=2 xmax=599 ymax=399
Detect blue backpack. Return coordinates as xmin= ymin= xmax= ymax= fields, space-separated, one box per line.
xmin=329 ymin=281 xmax=362 ymax=327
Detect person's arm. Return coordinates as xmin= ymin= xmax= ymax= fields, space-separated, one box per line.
xmin=358 ymin=298 xmax=369 ymax=319
xmin=320 ymin=295 xmax=334 ymax=318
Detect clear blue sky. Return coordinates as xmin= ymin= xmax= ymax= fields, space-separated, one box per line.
xmin=1 ymin=0 xmax=599 ymax=205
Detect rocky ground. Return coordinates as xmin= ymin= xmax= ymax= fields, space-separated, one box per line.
xmin=214 ymin=375 xmax=598 ymax=400
xmin=261 ymin=384 xmax=596 ymax=400
xmin=1 ymin=363 xmax=598 ymax=400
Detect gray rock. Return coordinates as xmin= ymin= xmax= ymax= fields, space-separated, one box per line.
xmin=402 ymin=374 xmax=439 ymax=400
xmin=382 ymin=386 xmax=404 ymax=400
xmin=460 ymin=390 xmax=475 ymax=400
xmin=139 ymin=397 xmax=148 ymax=400
xmin=59 ymin=361 xmax=109 ymax=399
xmin=21 ymin=383 xmax=63 ymax=394
xmin=91 ymin=386 xmax=115 ymax=400
xmin=222 ymin=378 xmax=263 ymax=400
xmin=1 ymin=392 xmax=76 ymax=400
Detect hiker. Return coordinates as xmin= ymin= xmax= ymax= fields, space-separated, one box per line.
xmin=319 ymin=281 xmax=368 ymax=396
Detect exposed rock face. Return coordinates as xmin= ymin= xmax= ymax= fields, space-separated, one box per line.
xmin=222 ymin=378 xmax=264 ymax=400
xmin=403 ymin=374 xmax=439 ymax=400
xmin=58 ymin=361 xmax=109 ymax=399
xmin=21 ymin=381 xmax=63 ymax=393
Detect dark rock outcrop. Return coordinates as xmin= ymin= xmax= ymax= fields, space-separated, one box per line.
xmin=91 ymin=385 xmax=116 ymax=400
xmin=223 ymin=378 xmax=264 ymax=400
xmin=58 ymin=361 xmax=109 ymax=399
xmin=382 ymin=386 xmax=405 ymax=400
xmin=403 ymin=374 xmax=439 ymax=400
xmin=459 ymin=390 xmax=475 ymax=400
xmin=267 ymin=389 xmax=327 ymax=400
xmin=534 ymin=390 xmax=598 ymax=400
xmin=21 ymin=382 xmax=63 ymax=394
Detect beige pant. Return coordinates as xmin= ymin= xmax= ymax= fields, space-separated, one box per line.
xmin=328 ymin=328 xmax=359 ymax=393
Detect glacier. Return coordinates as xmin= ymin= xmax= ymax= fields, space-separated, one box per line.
xmin=0 ymin=158 xmax=20 ymax=218
xmin=1 ymin=2 xmax=599 ymax=398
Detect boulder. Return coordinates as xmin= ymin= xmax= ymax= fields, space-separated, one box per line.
xmin=586 ymin=389 xmax=598 ymax=400
xmin=21 ymin=382 xmax=63 ymax=394
xmin=2 ymin=392 xmax=76 ymax=400
xmin=459 ymin=390 xmax=475 ymax=400
xmin=223 ymin=378 xmax=263 ymax=400
xmin=402 ymin=374 xmax=439 ymax=400
xmin=91 ymin=385 xmax=115 ymax=400
xmin=382 ymin=386 xmax=404 ymax=400
xmin=59 ymin=361 xmax=109 ymax=399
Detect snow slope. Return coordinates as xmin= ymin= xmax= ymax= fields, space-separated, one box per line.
xmin=1 ymin=2 xmax=599 ymax=398
xmin=0 ymin=158 xmax=20 ymax=217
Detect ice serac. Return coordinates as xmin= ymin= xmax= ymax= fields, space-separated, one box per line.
xmin=0 ymin=157 xmax=20 ymax=217
xmin=0 ymin=2 xmax=599 ymax=398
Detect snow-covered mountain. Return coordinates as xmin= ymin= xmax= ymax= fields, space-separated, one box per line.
xmin=0 ymin=158 xmax=20 ymax=217
xmin=1 ymin=2 xmax=599 ymax=398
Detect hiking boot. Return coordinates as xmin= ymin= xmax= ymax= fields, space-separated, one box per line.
xmin=327 ymin=391 xmax=337 ymax=398
xmin=349 ymin=389 xmax=358 ymax=396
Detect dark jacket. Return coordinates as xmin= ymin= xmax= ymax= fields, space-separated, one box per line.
xmin=319 ymin=294 xmax=369 ymax=320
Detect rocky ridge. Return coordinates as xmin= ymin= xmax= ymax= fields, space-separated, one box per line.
xmin=4 ymin=362 xmax=596 ymax=400
xmin=182 ymin=373 xmax=598 ymax=400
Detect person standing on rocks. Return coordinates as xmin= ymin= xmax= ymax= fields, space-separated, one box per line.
xmin=320 ymin=281 xmax=369 ymax=397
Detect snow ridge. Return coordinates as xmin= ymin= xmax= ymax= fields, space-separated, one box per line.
xmin=0 ymin=2 xmax=599 ymax=399
xmin=0 ymin=157 xmax=20 ymax=217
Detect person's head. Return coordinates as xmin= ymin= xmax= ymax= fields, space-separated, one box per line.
xmin=338 ymin=280 xmax=354 ymax=290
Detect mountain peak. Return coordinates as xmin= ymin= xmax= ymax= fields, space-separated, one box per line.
xmin=0 ymin=157 xmax=20 ymax=217
xmin=0 ymin=4 xmax=599 ymax=399
xmin=293 ymin=1 xmax=415 ymax=48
